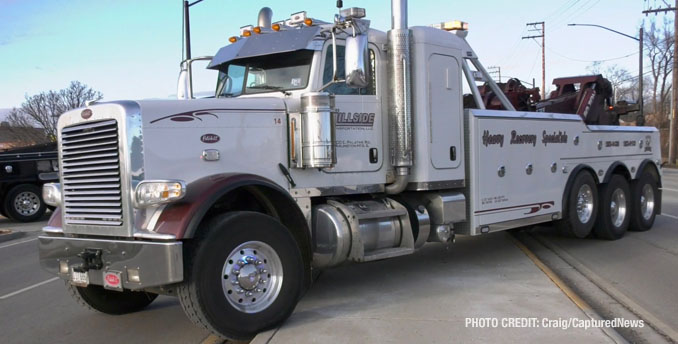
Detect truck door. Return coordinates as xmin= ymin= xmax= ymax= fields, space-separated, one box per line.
xmin=429 ymin=53 xmax=463 ymax=169
xmin=321 ymin=43 xmax=383 ymax=173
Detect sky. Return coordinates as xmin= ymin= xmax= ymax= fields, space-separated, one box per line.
xmin=0 ymin=0 xmax=669 ymax=109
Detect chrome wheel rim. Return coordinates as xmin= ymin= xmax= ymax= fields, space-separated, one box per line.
xmin=13 ymin=191 xmax=40 ymax=216
xmin=610 ymin=188 xmax=627 ymax=228
xmin=640 ymin=184 xmax=655 ymax=221
xmin=576 ymin=184 xmax=594 ymax=224
xmin=222 ymin=241 xmax=283 ymax=314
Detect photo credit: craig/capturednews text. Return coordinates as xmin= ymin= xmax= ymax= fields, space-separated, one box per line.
xmin=465 ymin=317 xmax=644 ymax=330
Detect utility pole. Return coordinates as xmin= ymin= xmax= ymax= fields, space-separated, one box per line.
xmin=487 ymin=66 xmax=501 ymax=83
xmin=643 ymin=2 xmax=677 ymax=164
xmin=523 ymin=22 xmax=545 ymax=99
xmin=639 ymin=26 xmax=644 ymax=126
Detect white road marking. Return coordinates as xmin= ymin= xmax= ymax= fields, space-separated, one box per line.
xmin=0 ymin=277 xmax=59 ymax=300
xmin=660 ymin=213 xmax=678 ymax=220
xmin=661 ymin=187 xmax=678 ymax=193
xmin=0 ymin=237 xmax=37 ymax=250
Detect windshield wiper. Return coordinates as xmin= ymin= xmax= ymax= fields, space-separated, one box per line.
xmin=248 ymin=84 xmax=290 ymax=96
xmin=248 ymin=85 xmax=283 ymax=90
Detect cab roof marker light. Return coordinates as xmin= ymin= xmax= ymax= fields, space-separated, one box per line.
xmin=272 ymin=21 xmax=284 ymax=31
xmin=289 ymin=11 xmax=307 ymax=25
xmin=240 ymin=25 xmax=254 ymax=36
xmin=431 ymin=20 xmax=469 ymax=31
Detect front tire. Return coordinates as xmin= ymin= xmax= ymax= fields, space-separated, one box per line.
xmin=594 ymin=174 xmax=631 ymax=240
xmin=3 ymin=184 xmax=46 ymax=222
xmin=66 ymin=283 xmax=157 ymax=315
xmin=178 ymin=212 xmax=304 ymax=341
xmin=557 ymin=171 xmax=598 ymax=238
xmin=629 ymin=168 xmax=660 ymax=231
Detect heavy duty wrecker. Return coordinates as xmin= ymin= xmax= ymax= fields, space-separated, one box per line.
xmin=38 ymin=0 xmax=662 ymax=340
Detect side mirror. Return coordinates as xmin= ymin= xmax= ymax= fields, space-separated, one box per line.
xmin=344 ymin=34 xmax=370 ymax=88
xmin=176 ymin=56 xmax=214 ymax=99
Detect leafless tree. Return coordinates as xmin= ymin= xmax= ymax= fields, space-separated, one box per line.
xmin=587 ymin=62 xmax=634 ymax=102
xmin=644 ymin=19 xmax=674 ymax=127
xmin=6 ymin=81 xmax=103 ymax=145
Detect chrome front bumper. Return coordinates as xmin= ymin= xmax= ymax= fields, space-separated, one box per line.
xmin=38 ymin=236 xmax=183 ymax=290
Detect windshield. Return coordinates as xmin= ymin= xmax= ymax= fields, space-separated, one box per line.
xmin=216 ymin=50 xmax=314 ymax=97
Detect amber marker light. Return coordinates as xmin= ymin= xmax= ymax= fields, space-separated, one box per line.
xmin=304 ymin=18 xmax=313 ymax=26
xmin=272 ymin=23 xmax=281 ymax=31
xmin=229 ymin=36 xmax=238 ymax=43
xmin=243 ymin=30 xmax=252 ymax=37
xmin=253 ymin=26 xmax=262 ymax=34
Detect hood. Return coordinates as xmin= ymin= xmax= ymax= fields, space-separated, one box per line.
xmin=134 ymin=98 xmax=287 ymax=127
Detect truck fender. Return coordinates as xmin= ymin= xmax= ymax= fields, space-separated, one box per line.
xmin=154 ymin=173 xmax=312 ymax=287
xmin=636 ymin=159 xmax=662 ymax=187
xmin=561 ymin=164 xmax=598 ymax=216
xmin=601 ymin=161 xmax=631 ymax=184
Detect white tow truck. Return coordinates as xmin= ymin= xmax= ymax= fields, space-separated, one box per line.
xmin=38 ymin=0 xmax=662 ymax=340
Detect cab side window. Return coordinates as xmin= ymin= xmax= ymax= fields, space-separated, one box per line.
xmin=322 ymin=45 xmax=376 ymax=95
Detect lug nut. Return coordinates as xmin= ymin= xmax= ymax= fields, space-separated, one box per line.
xmin=259 ymin=279 xmax=267 ymax=284
xmin=256 ymin=288 xmax=262 ymax=293
xmin=259 ymin=269 xmax=267 ymax=273
xmin=245 ymin=257 xmax=254 ymax=263
xmin=246 ymin=292 xmax=253 ymax=297
xmin=238 ymin=260 xmax=245 ymax=266
xmin=231 ymin=280 xmax=239 ymax=285
xmin=237 ymin=289 xmax=245 ymax=294
xmin=255 ymin=260 xmax=262 ymax=265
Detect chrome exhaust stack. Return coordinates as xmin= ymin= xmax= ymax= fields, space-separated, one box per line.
xmin=385 ymin=0 xmax=413 ymax=194
xmin=257 ymin=7 xmax=273 ymax=28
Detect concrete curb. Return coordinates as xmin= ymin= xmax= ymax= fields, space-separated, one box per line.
xmin=508 ymin=233 xmax=628 ymax=344
xmin=514 ymin=231 xmax=673 ymax=344
xmin=0 ymin=230 xmax=26 ymax=244
xmin=529 ymin=232 xmax=678 ymax=343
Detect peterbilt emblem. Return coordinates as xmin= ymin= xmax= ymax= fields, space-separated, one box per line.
xmin=201 ymin=134 xmax=220 ymax=144
xmin=81 ymin=109 xmax=93 ymax=119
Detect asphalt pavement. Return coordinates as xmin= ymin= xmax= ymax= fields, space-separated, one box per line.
xmin=0 ymin=215 xmax=211 ymax=344
xmin=527 ymin=167 xmax=678 ymax=342
xmin=0 ymin=169 xmax=676 ymax=343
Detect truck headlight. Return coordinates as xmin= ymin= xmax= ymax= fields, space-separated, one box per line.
xmin=134 ymin=180 xmax=186 ymax=207
xmin=43 ymin=183 xmax=62 ymax=207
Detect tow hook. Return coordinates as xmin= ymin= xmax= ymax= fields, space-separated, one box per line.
xmin=73 ymin=249 xmax=103 ymax=273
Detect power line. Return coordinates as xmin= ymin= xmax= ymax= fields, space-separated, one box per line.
xmin=545 ymin=45 xmax=638 ymax=63
xmin=551 ymin=0 xmax=603 ymax=33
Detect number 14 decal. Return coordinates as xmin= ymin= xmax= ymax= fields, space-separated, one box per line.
xmin=274 ymin=118 xmax=282 ymax=125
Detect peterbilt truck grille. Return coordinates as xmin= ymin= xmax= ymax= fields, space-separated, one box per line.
xmin=60 ymin=119 xmax=123 ymax=226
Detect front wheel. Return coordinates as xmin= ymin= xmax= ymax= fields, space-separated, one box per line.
xmin=3 ymin=184 xmax=46 ymax=222
xmin=178 ymin=212 xmax=304 ymax=341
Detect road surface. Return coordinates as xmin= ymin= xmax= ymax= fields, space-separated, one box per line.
xmin=0 ymin=169 xmax=676 ymax=343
